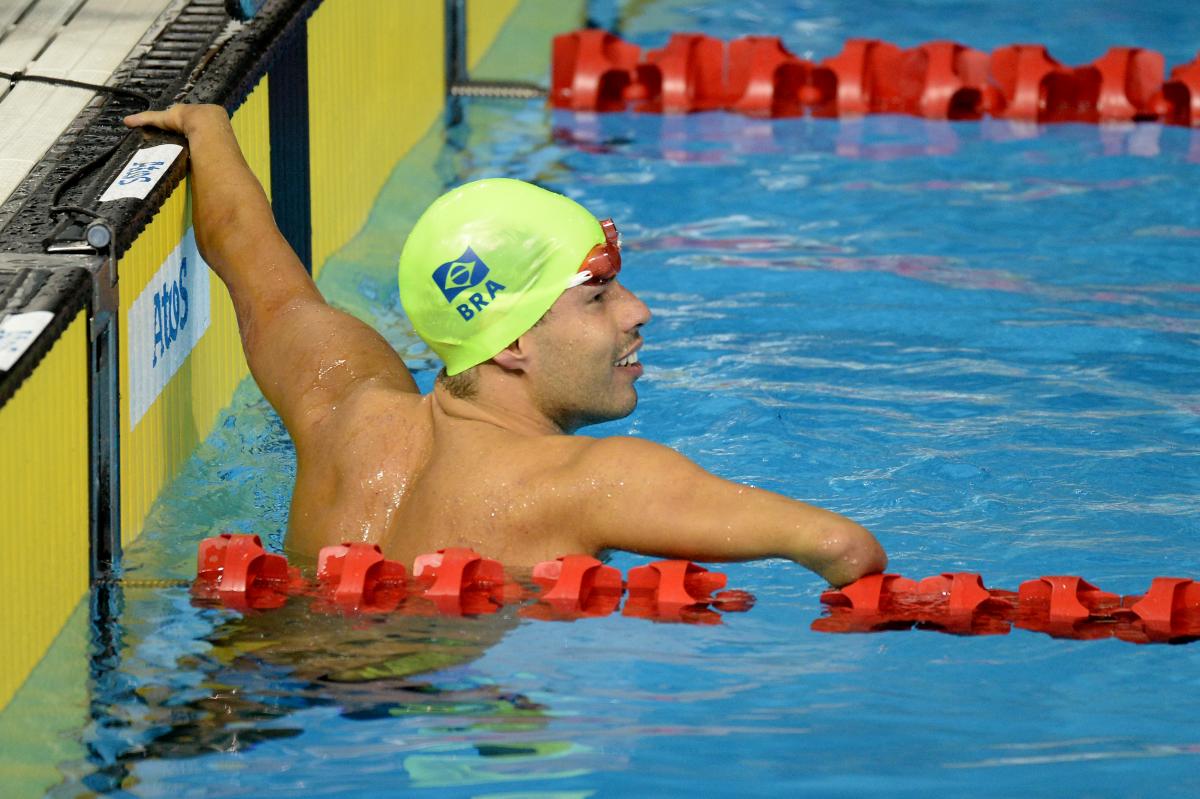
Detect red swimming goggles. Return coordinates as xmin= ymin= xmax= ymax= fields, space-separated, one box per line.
xmin=569 ymin=218 xmax=622 ymax=287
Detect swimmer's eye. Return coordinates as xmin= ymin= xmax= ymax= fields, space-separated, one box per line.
xmin=590 ymin=289 xmax=607 ymax=303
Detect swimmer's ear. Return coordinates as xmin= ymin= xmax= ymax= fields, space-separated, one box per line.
xmin=491 ymin=338 xmax=531 ymax=373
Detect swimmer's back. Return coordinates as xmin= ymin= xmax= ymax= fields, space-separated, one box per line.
xmin=286 ymin=383 xmax=595 ymax=566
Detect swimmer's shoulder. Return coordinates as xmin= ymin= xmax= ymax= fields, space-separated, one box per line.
xmin=295 ymin=381 xmax=431 ymax=460
xmin=525 ymin=434 xmax=681 ymax=491
xmin=564 ymin=434 xmax=670 ymax=463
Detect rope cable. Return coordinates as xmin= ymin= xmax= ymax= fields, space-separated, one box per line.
xmin=0 ymin=70 xmax=154 ymax=220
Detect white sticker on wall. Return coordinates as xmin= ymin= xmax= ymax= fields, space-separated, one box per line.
xmin=127 ymin=227 xmax=211 ymax=429
xmin=0 ymin=311 xmax=54 ymax=371
xmin=99 ymin=144 xmax=183 ymax=202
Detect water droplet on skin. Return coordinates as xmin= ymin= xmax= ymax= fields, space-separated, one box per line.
xmin=317 ymin=358 xmax=348 ymax=381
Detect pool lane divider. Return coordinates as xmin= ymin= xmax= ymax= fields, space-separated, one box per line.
xmin=192 ymin=533 xmax=756 ymax=623
xmin=192 ymin=535 xmax=1200 ymax=641
xmin=818 ymin=572 xmax=1200 ymax=645
xmin=551 ymin=29 xmax=1200 ymax=126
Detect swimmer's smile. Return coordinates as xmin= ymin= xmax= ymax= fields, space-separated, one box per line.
xmin=614 ymin=343 xmax=643 ymax=377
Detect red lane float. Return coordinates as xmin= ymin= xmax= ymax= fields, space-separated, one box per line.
xmin=411 ymin=547 xmax=521 ymax=616
xmin=988 ymin=44 xmax=1071 ymax=121
xmin=898 ymin=41 xmax=993 ymax=119
xmin=822 ymin=39 xmax=904 ymax=116
xmin=191 ymin=534 xmax=749 ymax=624
xmin=727 ymin=36 xmax=832 ymax=117
xmin=1016 ymin=575 xmax=1120 ymax=620
xmin=316 ymin=543 xmax=407 ymax=613
xmin=624 ymin=559 xmax=727 ymax=622
xmin=817 ymin=571 xmax=1200 ymax=644
xmin=1161 ymin=53 xmax=1200 ymax=127
xmin=551 ymin=31 xmax=1196 ymax=126
xmin=523 ymin=554 xmax=624 ymax=620
xmin=639 ymin=33 xmax=726 ymax=113
xmin=1093 ymin=47 xmax=1166 ymax=122
xmin=551 ymin=29 xmax=642 ymax=112
xmin=194 ymin=533 xmax=304 ymax=610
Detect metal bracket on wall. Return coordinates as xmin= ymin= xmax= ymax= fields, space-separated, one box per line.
xmin=444 ymin=0 xmax=467 ymax=125
xmin=443 ymin=0 xmax=546 ymax=119
xmin=39 ymin=217 xmax=123 ymax=580
xmin=87 ymin=246 xmax=122 ymax=583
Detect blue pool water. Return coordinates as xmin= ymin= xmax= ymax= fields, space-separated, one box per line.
xmin=43 ymin=0 xmax=1200 ymax=795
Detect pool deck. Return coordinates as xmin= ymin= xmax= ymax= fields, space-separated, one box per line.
xmin=0 ymin=0 xmax=183 ymax=208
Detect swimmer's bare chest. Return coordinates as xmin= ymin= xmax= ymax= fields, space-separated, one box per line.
xmin=285 ymin=391 xmax=586 ymax=566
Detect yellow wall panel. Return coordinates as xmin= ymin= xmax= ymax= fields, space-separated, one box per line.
xmin=0 ymin=599 xmax=90 ymax=795
xmin=118 ymin=79 xmax=271 ymax=547
xmin=0 ymin=313 xmax=89 ymax=711
xmin=467 ymin=0 xmax=521 ymax=70
xmin=306 ymin=0 xmax=444 ymax=278
xmin=468 ymin=0 xmax=587 ymax=82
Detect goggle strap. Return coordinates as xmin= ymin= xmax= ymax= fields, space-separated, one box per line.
xmin=566 ymin=270 xmax=594 ymax=289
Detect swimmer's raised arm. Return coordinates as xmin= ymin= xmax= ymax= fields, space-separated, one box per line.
xmin=123 ymin=105 xmax=416 ymax=438
xmin=562 ymin=436 xmax=886 ymax=587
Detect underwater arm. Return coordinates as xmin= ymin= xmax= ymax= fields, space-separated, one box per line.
xmin=123 ymin=105 xmax=417 ymax=433
xmin=570 ymin=437 xmax=886 ymax=587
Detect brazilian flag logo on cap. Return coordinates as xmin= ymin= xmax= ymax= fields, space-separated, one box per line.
xmin=399 ymin=178 xmax=605 ymax=375
xmin=432 ymin=247 xmax=491 ymax=303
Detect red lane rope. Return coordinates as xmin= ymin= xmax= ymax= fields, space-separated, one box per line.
xmin=192 ymin=534 xmax=753 ymax=623
xmin=817 ymin=571 xmax=1200 ymax=644
xmin=551 ymin=30 xmax=1200 ymax=126
xmin=192 ymin=535 xmax=1199 ymax=643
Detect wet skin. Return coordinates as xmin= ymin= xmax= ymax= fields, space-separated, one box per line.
xmin=288 ymin=278 xmax=653 ymax=568
xmin=124 ymin=105 xmax=887 ymax=587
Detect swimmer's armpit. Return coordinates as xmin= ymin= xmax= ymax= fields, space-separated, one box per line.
xmin=563 ymin=436 xmax=887 ymax=587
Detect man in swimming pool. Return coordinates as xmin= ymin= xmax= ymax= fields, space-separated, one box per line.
xmin=124 ymin=104 xmax=887 ymax=587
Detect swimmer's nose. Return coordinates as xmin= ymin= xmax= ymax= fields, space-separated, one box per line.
xmin=618 ymin=283 xmax=652 ymax=329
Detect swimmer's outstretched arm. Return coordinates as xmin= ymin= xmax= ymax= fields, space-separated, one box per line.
xmin=562 ymin=437 xmax=886 ymax=587
xmin=123 ymin=105 xmax=417 ymax=436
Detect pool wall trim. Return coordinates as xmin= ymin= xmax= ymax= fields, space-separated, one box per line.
xmin=0 ymin=0 xmax=586 ymax=723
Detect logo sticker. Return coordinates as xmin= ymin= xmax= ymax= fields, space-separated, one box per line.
xmin=99 ymin=144 xmax=183 ymax=202
xmin=127 ymin=227 xmax=212 ymax=430
xmin=0 ymin=311 xmax=54 ymax=372
xmin=432 ymin=247 xmax=492 ymax=303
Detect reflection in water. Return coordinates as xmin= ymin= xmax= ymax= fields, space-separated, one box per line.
xmin=61 ymin=586 xmax=596 ymax=794
xmin=555 ymin=110 xmax=1200 ymax=164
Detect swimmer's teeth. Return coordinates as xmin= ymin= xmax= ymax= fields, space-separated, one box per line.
xmin=615 ymin=351 xmax=639 ymax=367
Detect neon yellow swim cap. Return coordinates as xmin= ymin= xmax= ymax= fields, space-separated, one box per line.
xmin=398 ymin=178 xmax=604 ymax=375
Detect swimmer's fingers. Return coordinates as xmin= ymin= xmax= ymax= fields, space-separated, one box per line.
xmin=122 ymin=105 xmax=187 ymax=133
xmin=123 ymin=104 xmax=228 ymax=136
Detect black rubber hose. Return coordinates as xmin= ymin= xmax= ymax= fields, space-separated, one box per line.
xmin=0 ymin=70 xmax=154 ymax=219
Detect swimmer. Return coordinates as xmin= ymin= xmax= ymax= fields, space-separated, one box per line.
xmin=124 ymin=104 xmax=887 ymax=587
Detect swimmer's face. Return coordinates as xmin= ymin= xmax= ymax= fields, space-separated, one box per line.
xmin=521 ymin=278 xmax=651 ymax=433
